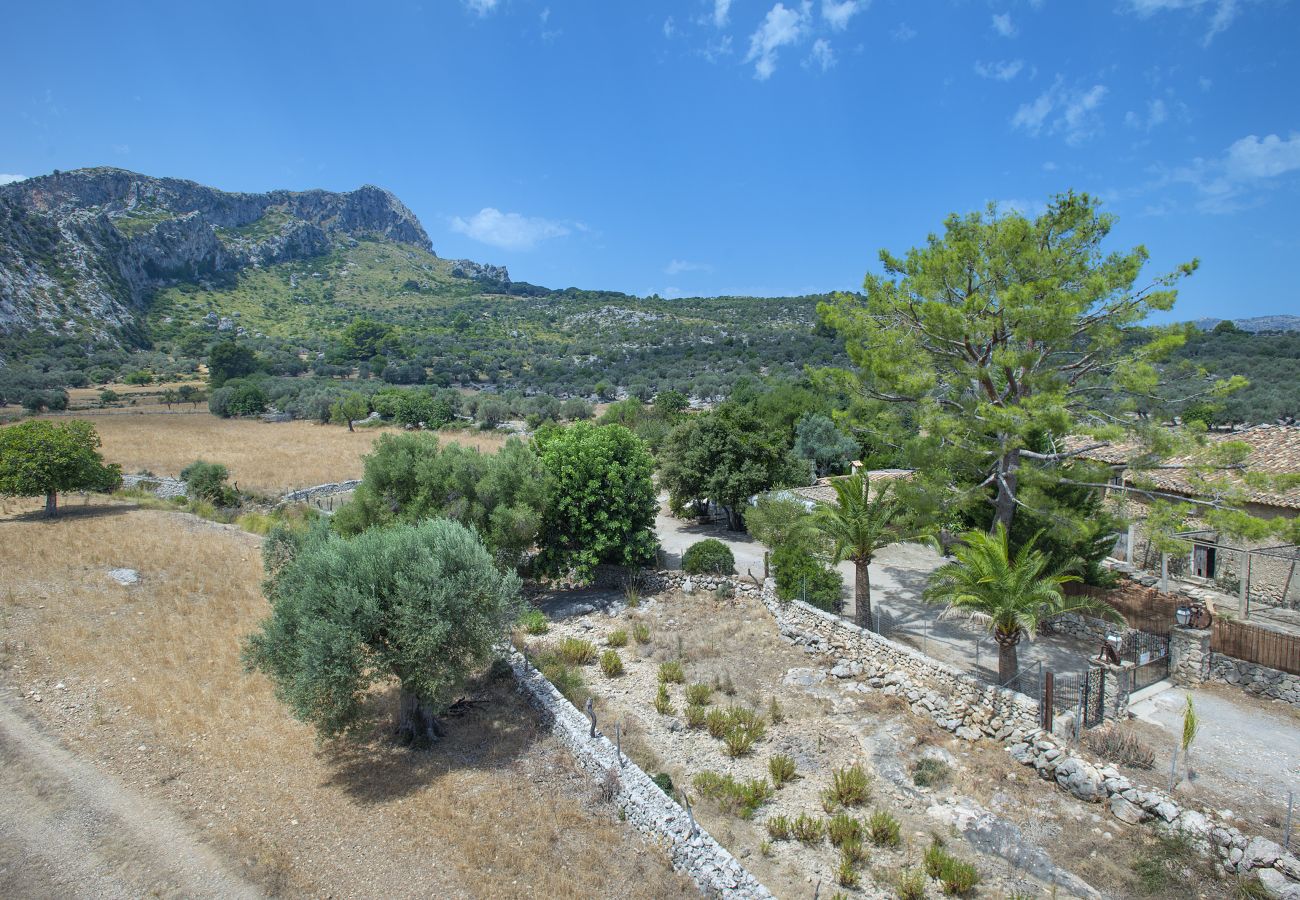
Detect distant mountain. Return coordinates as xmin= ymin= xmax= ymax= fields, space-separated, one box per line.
xmin=1191 ymin=315 xmax=1300 ymax=333
xmin=0 ymin=168 xmax=498 ymax=345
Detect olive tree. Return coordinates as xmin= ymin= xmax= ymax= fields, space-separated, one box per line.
xmin=243 ymin=518 xmax=521 ymax=746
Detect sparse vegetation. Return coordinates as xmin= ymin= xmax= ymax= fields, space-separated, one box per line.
xmin=632 ymin=621 xmax=652 ymax=644
xmin=791 ymin=812 xmax=825 ymax=845
xmin=1086 ymin=724 xmax=1156 ymax=770
xmin=599 ymin=649 xmax=624 ymax=677
xmin=653 ymin=683 xmax=675 ymax=716
xmin=684 ymin=682 xmax=713 ymax=705
xmin=766 ymin=814 xmax=792 ymax=841
xmin=867 ymin=810 xmax=902 ymax=848
xmin=923 ymin=838 xmax=980 ymax=897
xmin=896 ymin=868 xmax=927 ymax=900
xmin=684 ymin=703 xmax=708 ymax=728
xmin=606 ymin=628 xmax=628 ymax=647
xmin=824 ymin=763 xmax=872 ymax=809
xmin=768 ymin=753 xmax=797 ymax=787
xmin=690 ymin=771 xmax=774 ymax=819
xmin=912 ymin=756 xmax=952 ymax=786
xmin=557 ymin=637 xmax=598 ymax=665
xmin=658 ymin=660 xmax=685 ymax=684
xmin=519 ymin=608 xmax=551 ymax=635
xmin=827 ymin=812 xmax=863 ymax=848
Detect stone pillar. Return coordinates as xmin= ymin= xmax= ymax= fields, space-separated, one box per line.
xmin=1097 ymin=660 xmax=1133 ymax=719
xmin=1169 ymin=625 xmax=1211 ymax=685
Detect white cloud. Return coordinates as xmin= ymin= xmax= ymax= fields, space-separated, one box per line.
xmin=974 ymin=59 xmax=1024 ymax=81
xmin=991 ymin=12 xmax=1017 ymax=37
xmin=665 ymin=259 xmax=713 ymax=275
xmin=0 ymin=173 xmax=28 ymax=185
xmin=450 ymin=208 xmax=571 ymax=251
xmin=1042 ymin=161 xmax=1058 ymax=171
xmin=806 ymin=38 xmax=836 ymax=71
xmin=713 ymin=0 xmax=733 ymax=27
xmin=1224 ymin=132 xmax=1300 ymax=179
xmin=1121 ymin=0 xmax=1244 ymax=46
xmin=1159 ymin=132 xmax=1300 ymax=213
xmin=890 ymin=22 xmax=917 ymax=41
xmin=745 ymin=1 xmax=812 ymax=80
xmin=1011 ymin=78 xmax=1109 ymax=145
xmin=822 ymin=0 xmax=867 ymax=31
xmin=997 ymin=198 xmax=1048 ymax=218
xmin=664 ymin=16 xmax=678 ymax=38
xmin=463 ymin=0 xmax=499 ymax=16
xmin=1125 ymin=98 xmax=1168 ymax=130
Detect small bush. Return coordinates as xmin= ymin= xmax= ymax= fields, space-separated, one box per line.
xmin=599 ymin=650 xmax=624 ymax=677
xmin=772 ymin=543 xmax=844 ymax=612
xmin=682 ymin=538 xmax=735 ymax=575
xmin=1086 ymin=723 xmax=1156 ymax=770
xmin=538 ymin=659 xmax=587 ymax=707
xmin=835 ymin=856 xmax=860 ymax=889
xmin=724 ymin=725 xmax=757 ymax=757
xmin=654 ymin=683 xmax=675 ymax=716
xmin=712 ymin=671 xmax=737 ymax=695
xmin=827 ymin=812 xmax=862 ymax=848
xmin=557 ymin=637 xmax=597 ymax=665
xmin=867 ymin=810 xmax=902 ymax=848
xmin=706 ymin=708 xmax=731 ymax=738
xmin=924 ymin=840 xmax=980 ymax=898
xmin=766 ymin=814 xmax=792 ymax=840
xmin=632 ymin=622 xmax=652 ymax=644
xmin=606 ymin=628 xmax=629 ymax=647
xmin=791 ymin=812 xmax=824 ymax=845
xmin=719 ymin=706 xmax=767 ymax=757
xmin=658 ymin=660 xmax=685 ymax=684
xmin=824 ymin=763 xmax=872 ymax=809
xmin=685 ymin=703 xmax=708 ymax=728
xmin=685 ymin=682 xmax=713 ymax=705
xmin=912 ymin=756 xmax=951 ymax=787
xmin=651 ymin=772 xmax=674 ymax=795
xmin=840 ymin=835 xmax=868 ymax=867
xmin=690 ymin=771 xmax=773 ymax=819
xmin=518 ymin=608 xmax=550 ymax=635
xmin=896 ymin=869 xmax=927 ymax=900
xmin=767 ymin=695 xmax=784 ymax=724
xmin=1132 ymin=831 xmax=1204 ymax=897
xmin=768 ymin=754 xmax=797 ymax=787
xmin=180 ymin=459 xmax=238 ymax=506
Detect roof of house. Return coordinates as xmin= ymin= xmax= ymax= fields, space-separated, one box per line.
xmin=1069 ymin=424 xmax=1300 ymax=511
xmin=785 ymin=469 xmax=915 ymax=506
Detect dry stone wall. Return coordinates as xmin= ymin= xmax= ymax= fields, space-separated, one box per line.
xmin=1211 ymin=655 xmax=1300 ymax=707
xmin=505 ymin=649 xmax=773 ymax=899
xmin=120 ymin=473 xmax=188 ymax=499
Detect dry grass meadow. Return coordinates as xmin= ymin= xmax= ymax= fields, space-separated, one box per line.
xmin=25 ymin=411 xmax=507 ymax=495
xmin=0 ymin=497 xmax=692 ymax=899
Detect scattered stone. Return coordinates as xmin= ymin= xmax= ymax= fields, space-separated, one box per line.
xmin=109 ymin=568 xmax=140 ymax=586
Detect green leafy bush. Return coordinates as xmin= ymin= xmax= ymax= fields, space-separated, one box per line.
xmin=827 ymin=812 xmax=862 ymax=848
xmin=791 ymin=812 xmax=824 ymax=844
xmin=824 ymin=763 xmax=872 ymax=809
xmin=682 ymin=538 xmax=735 ymax=575
xmin=768 ymin=754 xmax=797 ymax=787
xmin=180 ymin=459 xmax=238 ymax=506
xmin=654 ymin=683 xmax=675 ymax=715
xmin=867 ymin=810 xmax=902 ymax=848
xmin=606 ymin=628 xmax=628 ymax=647
xmin=691 ymin=771 xmax=773 ymax=819
xmin=651 ymin=772 xmax=674 ymax=795
xmin=912 ymin=757 xmax=951 ymax=787
xmin=923 ymin=839 xmax=980 ymax=898
xmin=518 ymin=608 xmax=550 ymax=635
xmin=766 ymin=814 xmax=792 ymax=840
xmin=772 ymin=543 xmax=844 ymax=613
xmin=685 ymin=703 xmax=708 ymax=728
xmin=599 ymin=649 xmax=624 ymax=677
xmin=658 ymin=660 xmax=685 ymax=684
xmin=557 ymin=637 xmax=597 ymax=665
xmin=685 ymin=682 xmax=713 ymax=705
xmin=896 ymin=869 xmax=927 ymax=900
xmin=632 ymin=622 xmax=651 ymax=644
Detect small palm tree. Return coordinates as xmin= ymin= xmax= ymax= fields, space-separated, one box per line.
xmin=812 ymin=473 xmax=909 ymax=630
xmin=924 ymin=524 xmax=1122 ymax=683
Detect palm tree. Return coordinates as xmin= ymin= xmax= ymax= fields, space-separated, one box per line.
xmin=812 ymin=473 xmax=909 ymax=631
xmin=924 ymin=524 xmax=1122 ymax=683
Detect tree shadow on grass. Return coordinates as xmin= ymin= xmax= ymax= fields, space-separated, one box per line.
xmin=5 ymin=500 xmax=141 ymax=523
xmin=319 ymin=669 xmax=549 ymax=805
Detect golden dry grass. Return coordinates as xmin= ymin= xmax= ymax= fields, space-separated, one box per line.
xmin=22 ymin=412 xmax=507 ymax=494
xmin=0 ymin=497 xmax=692 ymax=899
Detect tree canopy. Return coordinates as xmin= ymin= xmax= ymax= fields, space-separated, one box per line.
xmin=243 ymin=518 xmax=521 ymax=744
xmin=0 ymin=419 xmax=122 ymax=516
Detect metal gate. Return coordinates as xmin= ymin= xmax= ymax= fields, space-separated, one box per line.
xmin=1129 ymin=632 xmax=1170 ymax=692
xmin=1044 ymin=665 xmax=1107 ymax=731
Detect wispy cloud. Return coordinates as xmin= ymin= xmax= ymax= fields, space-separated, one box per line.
xmin=0 ymin=173 xmax=29 ymax=185
xmin=1157 ymin=132 xmax=1300 ymax=213
xmin=713 ymin=0 xmax=733 ymax=27
xmin=1011 ymin=77 xmax=1109 ymax=145
xmin=822 ymin=0 xmax=867 ymax=31
xmin=996 ymin=198 xmax=1048 ymax=217
xmin=450 ymin=208 xmax=572 ymax=251
xmin=463 ymin=0 xmax=499 ymax=16
xmin=664 ymin=16 xmax=678 ymax=38
xmin=745 ymin=1 xmax=812 ymax=80
xmin=890 ymin=22 xmax=917 ymax=41
xmin=1125 ymin=98 xmax=1168 ymax=130
xmin=1121 ymin=0 xmax=1244 ymax=46
xmin=974 ymin=59 xmax=1024 ymax=81
xmin=991 ymin=12 xmax=1018 ymax=37
xmin=806 ymin=38 xmax=836 ymax=71
xmin=665 ymin=259 xmax=713 ymax=275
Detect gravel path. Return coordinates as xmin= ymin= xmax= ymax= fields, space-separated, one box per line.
xmin=0 ymin=693 xmax=262 ymax=900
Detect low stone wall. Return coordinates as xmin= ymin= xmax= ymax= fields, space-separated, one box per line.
xmin=1211 ymin=654 xmax=1300 ymax=707
xmin=120 ymin=473 xmax=188 ymax=499
xmin=505 ymin=650 xmax=773 ymax=899
xmin=1044 ymin=612 xmax=1136 ymax=649
xmin=278 ymin=480 xmax=361 ymax=504
xmin=591 ymin=565 xmax=762 ymax=598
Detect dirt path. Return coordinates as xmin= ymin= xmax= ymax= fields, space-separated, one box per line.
xmin=0 ymin=693 xmax=262 ymax=900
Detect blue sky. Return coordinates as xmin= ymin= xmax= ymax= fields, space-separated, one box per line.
xmin=3 ymin=1 xmax=1298 ymax=321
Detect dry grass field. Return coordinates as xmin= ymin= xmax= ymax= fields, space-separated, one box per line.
xmin=0 ymin=497 xmax=693 ymax=899
xmin=24 ymin=412 xmax=507 ymax=495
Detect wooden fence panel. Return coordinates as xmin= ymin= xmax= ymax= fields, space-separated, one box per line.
xmin=1066 ymin=582 xmax=1181 ymax=636
xmin=1211 ymin=619 xmax=1300 ymax=676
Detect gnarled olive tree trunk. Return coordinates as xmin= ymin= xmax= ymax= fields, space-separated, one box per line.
xmin=396 ymin=687 xmax=443 ymax=747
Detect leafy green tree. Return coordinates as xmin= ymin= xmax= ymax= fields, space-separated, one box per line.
xmin=209 ymin=380 xmax=268 ymax=417
xmin=772 ymin=543 xmax=843 ymax=613
xmin=654 ymin=389 xmax=690 ymax=419
xmin=0 ymin=420 xmax=122 ymax=516
xmin=535 ymin=422 xmax=658 ymax=580
xmin=923 ymin=524 xmax=1121 ymax=682
xmin=243 ymin=518 xmax=521 ymax=745
xmin=793 ymin=413 xmax=858 ymax=477
xmin=180 ymin=460 xmax=238 ymax=506
xmin=330 ymin=392 xmax=370 ymax=432
xmin=339 ymin=318 xmax=398 ymax=361
xmin=560 ymin=398 xmax=594 ymax=421
xmin=207 ymin=341 xmax=259 ymax=388
xmin=394 ymin=391 xmax=452 ymax=428
xmin=745 ymin=495 xmax=817 ymax=552
xmin=811 ymin=473 xmax=912 ymax=629
xmin=818 ymin=192 xmax=1210 ymax=536
xmin=659 ymin=405 xmax=809 ymax=530
xmin=160 ymin=389 xmax=178 ymax=410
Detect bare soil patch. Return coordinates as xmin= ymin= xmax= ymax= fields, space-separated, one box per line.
xmin=0 ymin=498 xmax=691 ymax=899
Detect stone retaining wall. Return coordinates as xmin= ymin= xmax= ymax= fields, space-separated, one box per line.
xmin=1210 ymin=654 xmax=1300 ymax=707
xmin=505 ymin=650 xmax=773 ymax=899
xmin=120 ymin=473 xmax=188 ymax=499
xmin=278 ymin=480 xmax=361 ymax=504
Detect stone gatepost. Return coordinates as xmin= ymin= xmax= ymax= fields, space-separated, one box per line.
xmin=1169 ymin=625 xmax=1211 ymax=685
xmin=1097 ymin=659 xmax=1133 ymax=719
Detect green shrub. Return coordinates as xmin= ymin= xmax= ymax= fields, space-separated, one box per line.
xmin=767 ymin=695 xmax=784 ymax=724
xmin=180 ymin=460 xmax=238 ymax=506
xmin=867 ymin=810 xmax=902 ymax=848
xmin=835 ymin=855 xmax=860 ymax=889
xmin=606 ymin=628 xmax=628 ymax=647
xmin=654 ymin=683 xmax=675 ymax=715
xmin=724 ymin=725 xmax=757 ymax=757
xmin=632 ymin=622 xmax=651 ymax=644
xmin=840 ymin=834 xmax=868 ymax=867
xmin=658 ymin=660 xmax=685 ymax=684
xmin=766 ymin=814 xmax=792 ymax=840
xmin=685 ymin=703 xmax=708 ymax=728
xmin=912 ymin=756 xmax=951 ymax=787
xmin=651 ymin=772 xmax=674 ymax=795
xmin=599 ymin=650 xmax=624 ymax=677
xmin=557 ymin=637 xmax=597 ymax=665
xmin=824 ymin=763 xmax=872 ymax=809
xmin=682 ymin=538 xmax=735 ymax=575
xmin=791 ymin=812 xmax=824 ymax=845
xmin=923 ymin=839 xmax=980 ymax=898
xmin=685 ymin=682 xmax=713 ymax=705
xmin=827 ymin=812 xmax=862 ymax=848
xmin=534 ymin=656 xmax=588 ymax=707
xmin=690 ymin=771 xmax=773 ymax=819
xmin=705 ymin=708 xmax=731 ymax=738
xmin=896 ymin=869 xmax=927 ymax=900
xmin=768 ymin=754 xmax=797 ymax=787
xmin=518 ymin=608 xmax=550 ymax=635
xmin=772 ymin=543 xmax=844 ymax=613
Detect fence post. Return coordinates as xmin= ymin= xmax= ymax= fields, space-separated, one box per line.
xmin=1241 ymin=552 xmax=1252 ymax=620
xmin=1043 ymin=670 xmax=1055 ymax=732
xmin=1286 ymin=791 xmax=1294 ymax=851
xmin=585 ymin=698 xmax=597 ymax=738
